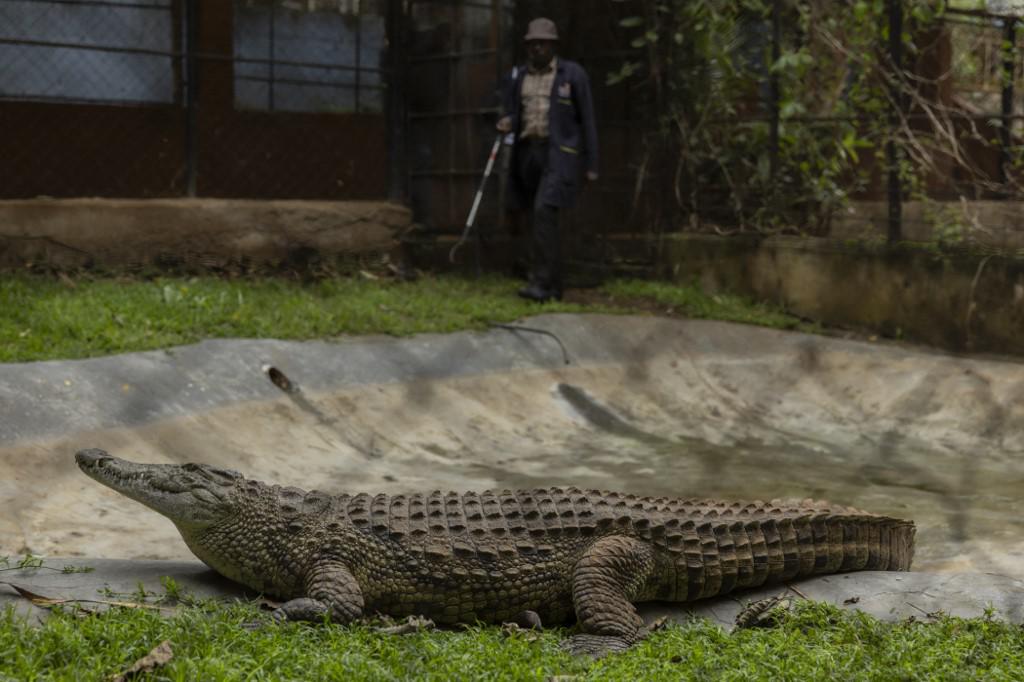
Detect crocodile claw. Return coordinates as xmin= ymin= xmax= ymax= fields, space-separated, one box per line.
xmin=560 ymin=634 xmax=633 ymax=658
xmin=373 ymin=615 xmax=435 ymax=635
xmin=510 ymin=610 xmax=543 ymax=630
xmin=271 ymin=597 xmax=329 ymax=622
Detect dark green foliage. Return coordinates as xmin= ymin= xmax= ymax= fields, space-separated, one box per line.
xmin=607 ymin=0 xmax=963 ymax=233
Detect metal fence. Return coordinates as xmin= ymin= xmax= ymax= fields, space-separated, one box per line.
xmin=0 ymin=0 xmax=392 ymax=199
xmin=598 ymin=1 xmax=1024 ymax=254
xmin=883 ymin=3 xmax=1024 ymax=242
xmin=404 ymin=0 xmax=1024 ymax=276
xmin=1 ymin=0 xmax=1022 ymax=261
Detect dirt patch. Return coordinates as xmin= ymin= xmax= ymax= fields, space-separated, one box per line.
xmin=561 ymin=288 xmax=688 ymax=318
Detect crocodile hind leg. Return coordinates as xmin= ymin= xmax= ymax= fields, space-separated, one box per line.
xmin=272 ymin=561 xmax=364 ymax=624
xmin=562 ymin=536 xmax=656 ymax=657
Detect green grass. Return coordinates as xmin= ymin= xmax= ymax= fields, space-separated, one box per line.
xmin=0 ymin=273 xmax=809 ymax=363
xmin=1 ymin=600 xmax=1021 ymax=681
xmin=0 ymin=275 xmax=593 ymax=363
xmin=602 ymin=279 xmax=820 ymax=332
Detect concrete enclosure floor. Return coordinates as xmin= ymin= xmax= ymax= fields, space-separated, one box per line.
xmin=2 ymin=314 xmax=1023 ymax=580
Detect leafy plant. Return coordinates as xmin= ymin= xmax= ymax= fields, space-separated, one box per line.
xmin=606 ymin=0 xmax=1018 ymax=239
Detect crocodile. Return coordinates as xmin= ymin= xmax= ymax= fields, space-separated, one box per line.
xmin=75 ymin=448 xmax=915 ymax=655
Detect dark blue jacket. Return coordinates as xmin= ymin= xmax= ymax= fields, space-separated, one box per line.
xmin=504 ymin=58 xmax=599 ymax=208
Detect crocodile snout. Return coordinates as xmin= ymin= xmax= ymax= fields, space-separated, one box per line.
xmin=75 ymin=448 xmax=113 ymax=468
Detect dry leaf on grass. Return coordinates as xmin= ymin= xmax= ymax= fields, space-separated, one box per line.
xmin=111 ymin=640 xmax=173 ymax=682
xmin=1 ymin=583 xmax=97 ymax=615
xmin=1 ymin=581 xmax=173 ymax=614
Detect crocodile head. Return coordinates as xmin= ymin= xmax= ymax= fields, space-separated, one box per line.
xmin=76 ymin=448 xmax=244 ymax=531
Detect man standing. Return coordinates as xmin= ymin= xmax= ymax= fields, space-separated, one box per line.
xmin=496 ymin=17 xmax=599 ymax=302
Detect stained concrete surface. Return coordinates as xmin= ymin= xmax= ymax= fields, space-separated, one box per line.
xmin=2 ymin=314 xmax=1023 ymax=621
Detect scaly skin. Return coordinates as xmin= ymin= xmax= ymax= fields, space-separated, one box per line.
xmin=75 ymin=449 xmax=915 ymax=655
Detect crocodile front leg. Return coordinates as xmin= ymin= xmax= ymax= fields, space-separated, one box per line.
xmin=562 ymin=536 xmax=656 ymax=657
xmin=272 ymin=560 xmax=364 ymax=624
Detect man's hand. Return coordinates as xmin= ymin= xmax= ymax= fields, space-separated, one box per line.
xmin=496 ymin=116 xmax=512 ymax=133
xmin=586 ymin=171 xmax=599 ymax=182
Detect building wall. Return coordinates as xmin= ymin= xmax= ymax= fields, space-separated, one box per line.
xmin=0 ymin=0 xmax=388 ymax=200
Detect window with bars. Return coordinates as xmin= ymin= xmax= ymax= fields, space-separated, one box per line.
xmin=233 ymin=0 xmax=386 ymax=114
xmin=0 ymin=0 xmax=176 ymax=105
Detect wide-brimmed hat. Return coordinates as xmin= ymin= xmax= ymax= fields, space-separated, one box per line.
xmin=524 ymin=17 xmax=559 ymax=42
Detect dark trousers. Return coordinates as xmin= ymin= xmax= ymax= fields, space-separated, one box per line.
xmin=516 ymin=137 xmax=561 ymax=294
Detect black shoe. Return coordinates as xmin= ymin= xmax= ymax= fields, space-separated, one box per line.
xmin=517 ymin=284 xmax=559 ymax=303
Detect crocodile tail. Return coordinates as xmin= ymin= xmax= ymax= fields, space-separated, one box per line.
xmin=781 ymin=512 xmax=916 ymax=580
xmin=662 ymin=501 xmax=915 ymax=601
xmin=853 ymin=514 xmax=916 ymax=571
xmin=881 ymin=517 xmax=915 ymax=570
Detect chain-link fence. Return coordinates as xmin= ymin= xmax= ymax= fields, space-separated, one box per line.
xmin=409 ymin=1 xmax=1024 ymax=279
xmin=3 ymin=0 xmax=1023 ymax=261
xmin=0 ymin=0 xmax=391 ymax=199
xmin=573 ymin=0 xmax=1024 ymax=263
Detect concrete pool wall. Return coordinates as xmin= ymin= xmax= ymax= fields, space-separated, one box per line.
xmin=659 ymin=234 xmax=1024 ymax=355
xmin=2 ymin=314 xmax=1022 ymax=579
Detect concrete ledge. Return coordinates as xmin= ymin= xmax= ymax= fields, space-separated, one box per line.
xmin=0 ymin=558 xmax=251 ymax=625
xmin=2 ymin=558 xmax=1021 ymax=629
xmin=831 ymin=200 xmax=1024 ymax=251
xmin=663 ymin=234 xmax=1024 ymax=354
xmin=649 ymin=570 xmax=1024 ymax=630
xmin=0 ymin=198 xmax=411 ymax=270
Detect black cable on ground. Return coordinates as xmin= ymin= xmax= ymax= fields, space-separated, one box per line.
xmin=489 ymin=322 xmax=571 ymax=365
